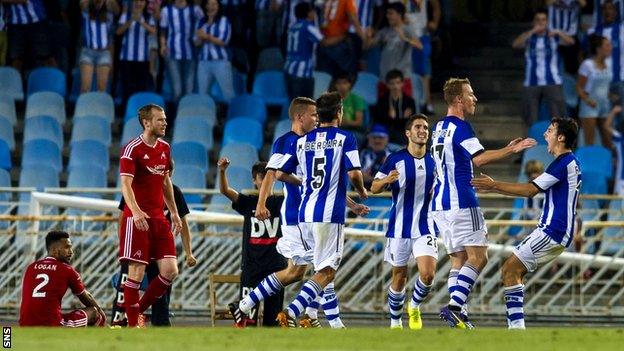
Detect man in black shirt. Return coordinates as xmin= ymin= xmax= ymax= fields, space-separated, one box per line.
xmin=374 ymin=69 xmax=417 ymax=145
xmin=217 ymin=158 xmax=287 ymax=327
xmin=111 ymin=159 xmax=197 ymax=326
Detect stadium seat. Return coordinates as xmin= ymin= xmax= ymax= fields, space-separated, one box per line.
xmin=576 ymin=127 xmax=602 ymax=147
xmin=68 ymin=68 xmax=114 ymax=103
xmin=23 ymin=115 xmax=63 ymax=149
xmin=125 ymin=92 xmax=165 ymax=122
xmin=0 ymin=140 xmax=11 ymax=170
xmin=173 ymin=116 xmax=214 ymax=150
xmin=313 ymin=71 xmax=332 ymax=99
xmin=177 ymin=94 xmax=216 ymax=122
xmin=411 ymin=73 xmax=425 ymax=111
xmin=121 ymin=118 xmax=143 ymax=146
xmin=576 ymin=145 xmax=612 ymax=179
xmin=68 ymin=140 xmax=110 ymax=173
xmin=581 ymin=171 xmax=608 ymax=195
xmin=0 ymin=117 xmax=15 ymax=150
xmin=210 ymin=69 xmax=247 ymax=104
xmin=74 ymin=92 xmax=115 ymax=123
xmin=25 ymin=91 xmax=66 ymax=125
xmin=211 ymin=165 xmax=253 ymax=206
xmin=0 ymin=168 xmax=11 ymax=226
xmin=0 ymin=66 xmax=24 ymax=101
xmin=67 ymin=165 xmax=107 ymax=188
xmin=562 ymin=73 xmax=578 ymax=109
xmin=223 ymin=117 xmax=263 ymax=150
xmin=353 ymin=72 xmax=379 ymax=106
xmin=172 ymin=141 xmax=209 ymax=173
xmin=257 ymin=47 xmax=285 ymax=72
xmin=528 ymin=120 xmax=550 ymax=145
xmin=172 ymin=165 xmax=206 ymax=204
xmin=226 ymin=94 xmax=267 ymax=124
xmin=518 ymin=145 xmax=552 ymax=182
xmin=0 ymin=93 xmax=17 ymax=125
xmin=365 ymin=46 xmax=381 ymax=76
xmin=219 ymin=143 xmax=259 ymax=169
xmin=18 ymin=164 xmax=60 ymax=230
xmin=71 ymin=116 xmax=111 ymax=146
xmin=22 ymin=139 xmax=62 ymax=173
xmin=279 ymin=101 xmax=290 ymax=120
xmin=273 ymin=119 xmax=291 ymax=143
xmin=27 ymin=67 xmax=66 ymax=97
xmin=538 ymin=102 xmax=550 ymax=121
xmin=252 ymin=71 xmax=288 ymax=106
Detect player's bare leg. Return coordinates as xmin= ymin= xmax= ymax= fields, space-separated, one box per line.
xmin=502 ymin=254 xmax=528 ymax=329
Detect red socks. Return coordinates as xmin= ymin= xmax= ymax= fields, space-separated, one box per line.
xmin=139 ymin=274 xmax=172 ymax=313
xmin=124 ymin=279 xmax=141 ymax=327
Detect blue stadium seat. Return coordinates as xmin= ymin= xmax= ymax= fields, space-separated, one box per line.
xmin=365 ymin=46 xmax=381 ymax=76
xmin=67 ymin=165 xmax=108 ymax=188
xmin=121 ymin=118 xmax=143 ymax=146
xmin=68 ymin=68 xmax=114 ymax=103
xmin=0 ymin=168 xmax=11 ymax=229
xmin=0 ymin=117 xmax=15 ymax=150
xmin=177 ymin=94 xmax=216 ymax=122
xmin=581 ymin=171 xmax=608 ymax=195
xmin=18 ymin=164 xmax=60 ymax=229
xmin=518 ymin=145 xmax=552 ymax=182
xmin=538 ymin=102 xmax=550 ymax=121
xmin=68 ymin=140 xmax=110 ymax=173
xmin=211 ymin=165 xmax=253 ymax=206
xmin=576 ymin=145 xmax=612 ymax=179
xmin=71 ymin=116 xmax=111 ymax=145
xmin=0 ymin=66 xmax=24 ymax=101
xmin=22 ymin=140 xmax=62 ymax=173
xmin=257 ymin=47 xmax=285 ymax=72
xmin=25 ymin=91 xmax=66 ymax=125
xmin=252 ymin=71 xmax=288 ymax=106
xmin=125 ymin=92 xmax=165 ymax=122
xmin=210 ymin=69 xmax=247 ymax=104
xmin=223 ymin=117 xmax=263 ymax=150
xmin=172 ymin=165 xmax=206 ymax=204
xmin=172 ymin=141 xmax=208 ymax=172
xmin=219 ymin=143 xmax=259 ymax=169
xmin=562 ymin=73 xmax=578 ymax=109
xmin=27 ymin=67 xmax=66 ymax=97
xmin=0 ymin=93 xmax=17 ymax=125
xmin=411 ymin=73 xmax=425 ymax=111
xmin=313 ymin=71 xmax=332 ymax=99
xmin=23 ymin=115 xmax=63 ymax=149
xmin=528 ymin=120 xmax=550 ymax=145
xmin=0 ymin=140 xmax=11 ymax=170
xmin=279 ymin=101 xmax=290 ymax=120
xmin=173 ymin=116 xmax=214 ymax=150
xmin=273 ymin=119 xmax=291 ymax=144
xmin=227 ymin=94 xmax=267 ymax=123
xmin=74 ymin=92 xmax=115 ymax=123
xmin=353 ymin=72 xmax=379 ymax=106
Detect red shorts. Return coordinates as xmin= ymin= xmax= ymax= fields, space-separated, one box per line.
xmin=61 ymin=309 xmax=88 ymax=328
xmin=119 ymin=216 xmax=176 ymax=264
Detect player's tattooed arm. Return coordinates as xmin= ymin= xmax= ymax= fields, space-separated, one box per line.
xmin=347 ymin=196 xmax=370 ymax=217
xmin=77 ymin=290 xmax=106 ymax=322
xmin=348 ymin=169 xmax=369 ymax=200
xmin=255 ymin=169 xmax=276 ymax=220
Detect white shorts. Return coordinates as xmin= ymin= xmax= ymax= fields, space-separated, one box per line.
xmin=299 ymin=222 xmax=344 ymax=271
xmin=383 ymin=235 xmax=439 ymax=267
xmin=432 ymin=207 xmax=488 ymax=254
xmin=513 ymin=227 xmax=565 ymax=272
xmin=276 ymin=224 xmax=314 ymax=266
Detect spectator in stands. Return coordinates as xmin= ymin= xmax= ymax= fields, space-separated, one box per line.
xmin=5 ymin=0 xmax=56 ymax=73
xmin=194 ymin=0 xmax=235 ymax=102
xmin=546 ymin=0 xmax=586 ymax=75
xmin=605 ymin=105 xmax=623 ymax=195
xmin=117 ymin=0 xmax=157 ymax=103
xmin=284 ymin=2 xmax=323 ymax=100
xmin=592 ymin=0 xmax=624 ymax=27
xmin=349 ymin=0 xmax=380 ymax=71
xmin=330 ymin=73 xmax=367 ymax=143
xmin=79 ymin=0 xmax=120 ymax=93
xmin=512 ymin=9 xmax=573 ymax=125
xmin=160 ymin=0 xmax=204 ymax=102
xmin=577 ymin=34 xmax=614 ymax=149
xmin=45 ymin=1 xmax=71 ymax=75
xmin=0 ymin=4 xmax=6 ymax=67
xmin=373 ymin=69 xmax=416 ymax=145
xmin=317 ymin=0 xmax=368 ymax=78
xmin=255 ymin=0 xmax=281 ymax=48
xmin=404 ymin=0 xmax=440 ymax=114
xmin=367 ymin=1 xmax=422 ymax=99
xmin=360 ymin=124 xmax=391 ymax=188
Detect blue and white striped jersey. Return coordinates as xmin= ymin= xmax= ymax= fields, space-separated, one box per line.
xmin=256 ymin=0 xmax=272 ymax=10
xmin=82 ymin=11 xmax=114 ymax=50
xmin=375 ymin=149 xmax=435 ymax=238
xmin=267 ymin=131 xmax=303 ymax=226
xmin=589 ymin=23 xmax=624 ymax=82
xmin=160 ymin=4 xmax=204 ymax=60
xmin=523 ymin=33 xmax=563 ymax=87
xmin=280 ymin=126 xmax=361 ymax=224
xmin=430 ymin=116 xmax=484 ymax=211
xmin=282 ymin=0 xmax=307 ymax=31
xmin=196 ymin=16 xmax=231 ymax=61
xmin=6 ymin=0 xmax=45 ymax=25
xmin=593 ymin=0 xmax=624 ymax=26
xmin=612 ymin=130 xmax=624 ymax=195
xmin=532 ymin=152 xmax=582 ymax=247
xmin=349 ymin=0 xmax=381 ymax=32
xmin=548 ymin=0 xmax=580 ymax=36
xmin=118 ymin=12 xmax=156 ymax=62
xmin=285 ymin=19 xmax=323 ymax=78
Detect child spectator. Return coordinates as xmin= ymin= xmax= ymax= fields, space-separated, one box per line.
xmin=373 ymin=69 xmax=416 ymax=145
xmin=331 ymin=73 xmax=367 ymax=142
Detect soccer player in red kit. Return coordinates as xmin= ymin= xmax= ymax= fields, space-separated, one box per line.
xmin=119 ymin=104 xmax=182 ymax=327
xmin=20 ymin=231 xmax=106 ymax=327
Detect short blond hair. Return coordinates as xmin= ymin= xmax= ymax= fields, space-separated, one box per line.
xmin=443 ymin=78 xmax=471 ymax=105
xmin=138 ymin=104 xmax=164 ymax=129
xmin=288 ymin=97 xmax=316 ymax=121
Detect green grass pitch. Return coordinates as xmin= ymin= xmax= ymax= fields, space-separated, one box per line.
xmin=9 ymin=327 xmax=624 ymax=351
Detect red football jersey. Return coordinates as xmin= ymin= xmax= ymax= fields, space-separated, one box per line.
xmin=19 ymin=257 xmax=86 ymax=326
xmin=119 ymin=136 xmax=171 ymax=219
